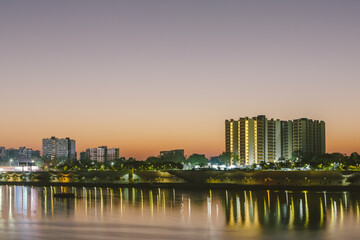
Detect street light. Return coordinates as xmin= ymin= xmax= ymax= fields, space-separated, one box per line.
xmin=10 ymin=159 xmax=13 ymax=166
xmin=31 ymin=160 xmax=35 ymax=171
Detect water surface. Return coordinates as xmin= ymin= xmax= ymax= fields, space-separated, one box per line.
xmin=0 ymin=185 xmax=359 ymax=239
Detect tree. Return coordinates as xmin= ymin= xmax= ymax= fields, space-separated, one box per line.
xmin=209 ymin=156 xmax=222 ymax=165
xmin=349 ymin=152 xmax=360 ymax=167
xmin=145 ymin=156 xmax=161 ymax=164
xmin=160 ymin=152 xmax=186 ymax=163
xmin=187 ymin=154 xmax=208 ymax=166
xmin=219 ymin=152 xmax=232 ymax=165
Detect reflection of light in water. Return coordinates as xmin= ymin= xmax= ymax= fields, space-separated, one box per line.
xmin=94 ymin=187 xmax=97 ymax=218
xmin=31 ymin=187 xmax=37 ymax=217
xmin=180 ymin=195 xmax=184 ymax=222
xmin=74 ymin=187 xmax=77 ymax=213
xmin=157 ymin=192 xmax=159 ymax=214
xmin=304 ymin=191 xmax=309 ymax=228
xmin=188 ymin=197 xmax=191 ymax=219
xmin=343 ymin=192 xmax=348 ymax=210
xmin=5 ymin=186 xmax=360 ymax=235
xmin=84 ymin=187 xmax=87 ymax=216
xmin=120 ymin=188 xmax=123 ymax=216
xmin=249 ymin=191 xmax=254 ymax=223
xmin=340 ymin=200 xmax=343 ymax=228
xmin=254 ymin=196 xmax=259 ymax=227
xmin=236 ymin=195 xmax=240 ymax=224
xmin=89 ymin=188 xmax=92 ymax=210
xmin=9 ymin=186 xmax=13 ymax=220
xmin=208 ymin=190 xmax=212 ymax=222
xmin=324 ymin=191 xmax=327 ymax=208
xmin=320 ymin=197 xmax=324 ymax=227
xmin=23 ymin=186 xmax=28 ymax=216
xmin=132 ymin=188 xmax=135 ymax=206
xmin=14 ymin=186 xmax=19 ymax=215
xmin=110 ymin=188 xmax=114 ymax=215
xmin=100 ymin=188 xmax=103 ymax=220
xmin=44 ymin=187 xmax=47 ymax=216
xmin=173 ymin=189 xmax=176 ymax=204
xmin=51 ymin=187 xmax=54 ymax=216
xmin=285 ymin=190 xmax=288 ymax=206
xmin=330 ymin=199 xmax=337 ymax=229
xmin=356 ymin=201 xmax=360 ymax=223
xmin=229 ymin=197 xmax=234 ymax=226
xmin=289 ymin=196 xmax=294 ymax=229
xmin=162 ymin=190 xmax=166 ymax=214
xmin=277 ymin=196 xmax=280 ymax=224
xmin=267 ymin=190 xmax=270 ymax=208
xmin=244 ymin=191 xmax=250 ymax=227
xmin=263 ymin=199 xmax=267 ymax=225
xmin=299 ymin=199 xmax=303 ymax=221
xmin=141 ymin=189 xmax=143 ymax=216
xmin=149 ymin=190 xmax=153 ymax=218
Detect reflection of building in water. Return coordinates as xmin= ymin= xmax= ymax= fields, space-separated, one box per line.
xmin=223 ymin=190 xmax=360 ymax=230
xmin=1 ymin=185 xmax=360 ymax=232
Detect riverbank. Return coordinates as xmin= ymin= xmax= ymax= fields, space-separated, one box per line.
xmin=1 ymin=170 xmax=360 ymax=190
xmin=2 ymin=181 xmax=360 ymax=191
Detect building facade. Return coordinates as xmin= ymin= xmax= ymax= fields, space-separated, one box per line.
xmin=83 ymin=146 xmax=120 ymax=162
xmin=107 ymin=148 xmax=120 ymax=161
xmin=225 ymin=115 xmax=325 ymax=165
xmin=42 ymin=136 xmax=76 ymax=161
xmin=292 ymin=118 xmax=326 ymax=154
xmin=0 ymin=147 xmax=40 ymax=163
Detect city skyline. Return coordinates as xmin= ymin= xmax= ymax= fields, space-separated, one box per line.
xmin=1 ymin=0 xmax=360 ymax=159
xmin=226 ymin=116 xmax=326 ymax=165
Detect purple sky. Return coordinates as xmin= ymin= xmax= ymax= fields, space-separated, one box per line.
xmin=0 ymin=0 xmax=359 ymax=159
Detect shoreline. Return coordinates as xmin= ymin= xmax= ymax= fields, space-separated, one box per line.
xmin=1 ymin=170 xmax=360 ymax=191
xmin=1 ymin=181 xmax=360 ymax=192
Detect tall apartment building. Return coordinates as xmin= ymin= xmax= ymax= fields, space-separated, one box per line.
xmin=84 ymin=146 xmax=119 ymax=162
xmin=42 ymin=136 xmax=76 ymax=161
xmin=225 ymin=115 xmax=325 ymax=165
xmin=281 ymin=121 xmax=293 ymax=160
xmin=292 ymin=118 xmax=326 ymax=154
xmin=97 ymin=146 xmax=107 ymax=162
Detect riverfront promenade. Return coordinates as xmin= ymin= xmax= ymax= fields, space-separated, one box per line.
xmin=1 ymin=170 xmax=360 ymax=190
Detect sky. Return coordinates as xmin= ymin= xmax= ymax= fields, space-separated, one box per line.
xmin=0 ymin=0 xmax=359 ymax=160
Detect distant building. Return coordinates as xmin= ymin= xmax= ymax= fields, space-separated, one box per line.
xmin=42 ymin=136 xmax=76 ymax=161
xmin=225 ymin=115 xmax=325 ymax=165
xmin=0 ymin=146 xmax=40 ymax=165
xmin=84 ymin=146 xmax=119 ymax=162
xmin=160 ymin=149 xmax=185 ymax=157
xmin=79 ymin=151 xmax=88 ymax=162
xmin=0 ymin=147 xmax=5 ymax=159
xmin=18 ymin=147 xmax=40 ymax=160
xmin=107 ymin=148 xmax=120 ymax=161
xmin=159 ymin=149 xmax=185 ymax=162
xmin=97 ymin=146 xmax=107 ymax=162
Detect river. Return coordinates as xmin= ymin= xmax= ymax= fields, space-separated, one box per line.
xmin=0 ymin=185 xmax=359 ymax=239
